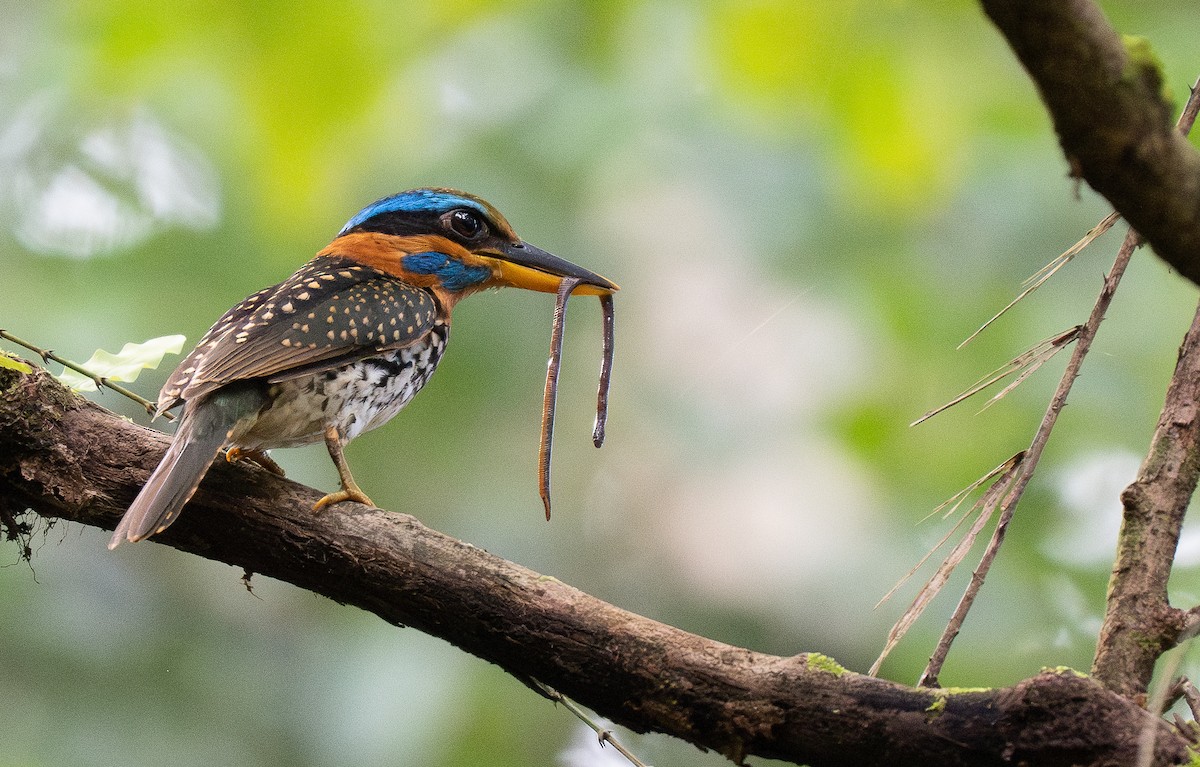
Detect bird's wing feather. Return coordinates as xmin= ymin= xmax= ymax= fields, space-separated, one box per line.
xmin=159 ymin=256 xmax=439 ymax=409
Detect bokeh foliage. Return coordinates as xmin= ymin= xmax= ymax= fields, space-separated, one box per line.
xmin=5 ymin=1 xmax=1200 ymax=765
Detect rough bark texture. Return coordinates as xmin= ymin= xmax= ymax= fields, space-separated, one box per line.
xmin=982 ymin=0 xmax=1200 ymax=289
xmin=0 ymin=363 xmax=1192 ymax=766
xmin=1091 ymin=299 xmax=1200 ymax=697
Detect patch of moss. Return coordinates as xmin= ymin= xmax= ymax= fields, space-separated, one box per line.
xmin=1122 ymin=35 xmax=1173 ymax=105
xmin=923 ymin=686 xmax=992 ymax=718
xmin=1042 ymin=666 xmax=1088 ymax=678
xmin=0 ymin=354 xmax=33 ymax=375
xmin=805 ymin=653 xmax=846 ymax=677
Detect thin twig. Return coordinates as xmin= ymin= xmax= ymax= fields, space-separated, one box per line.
xmin=1165 ymin=677 xmax=1192 ymax=719
xmin=958 ymin=212 xmax=1119 ymax=349
xmin=919 ymin=225 xmax=1139 ymax=687
xmin=871 ymin=453 xmax=1023 ymax=677
xmin=0 ymin=329 xmax=176 ymax=422
xmin=916 ymin=74 xmax=1200 ymax=688
xmin=1181 ymin=606 xmax=1200 ymax=645
xmin=1166 ymin=677 xmax=1200 ymax=745
xmin=878 ymin=452 xmax=1025 ymax=609
xmin=1182 ymin=78 xmax=1200 ymax=136
xmin=1178 ymin=677 xmax=1200 ymax=722
xmin=532 ymin=679 xmax=650 ymax=767
xmin=912 ymin=327 xmax=1081 ymax=426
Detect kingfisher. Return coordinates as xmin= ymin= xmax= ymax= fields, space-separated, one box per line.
xmin=109 ymin=188 xmax=618 ymax=549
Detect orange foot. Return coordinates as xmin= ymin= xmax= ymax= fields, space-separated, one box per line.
xmin=313 ymin=486 xmax=375 ymax=511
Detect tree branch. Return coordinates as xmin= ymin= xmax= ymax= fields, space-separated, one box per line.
xmin=981 ymin=0 xmax=1200 ymax=288
xmin=0 ymin=364 xmax=1191 ymax=766
xmin=1091 ymin=297 xmax=1200 ymax=697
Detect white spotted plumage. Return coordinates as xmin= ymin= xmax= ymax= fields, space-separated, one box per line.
xmin=234 ymin=322 xmax=448 ymax=450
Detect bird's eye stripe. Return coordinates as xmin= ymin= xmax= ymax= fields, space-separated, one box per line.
xmin=338 ymin=191 xmax=491 ymax=235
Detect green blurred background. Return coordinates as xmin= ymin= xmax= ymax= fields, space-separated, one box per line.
xmin=5 ymin=1 xmax=1200 ymax=764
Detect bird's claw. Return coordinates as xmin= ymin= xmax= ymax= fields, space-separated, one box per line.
xmin=225 ymin=447 xmax=286 ymax=476
xmin=312 ymin=487 xmax=375 ymax=512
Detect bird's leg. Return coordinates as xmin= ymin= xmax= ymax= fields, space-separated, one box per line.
xmin=225 ymin=447 xmax=286 ymax=477
xmin=313 ymin=425 xmax=375 ymax=510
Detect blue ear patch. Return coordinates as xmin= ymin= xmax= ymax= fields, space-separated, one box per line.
xmin=402 ymin=252 xmax=491 ymax=292
xmin=340 ymin=189 xmax=488 ymax=236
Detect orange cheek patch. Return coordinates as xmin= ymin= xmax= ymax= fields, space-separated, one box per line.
xmin=318 ymin=233 xmax=495 ymax=290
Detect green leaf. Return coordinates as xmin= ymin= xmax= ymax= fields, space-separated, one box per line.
xmin=57 ymin=334 xmax=186 ymax=392
xmin=0 ymin=354 xmax=34 ymax=374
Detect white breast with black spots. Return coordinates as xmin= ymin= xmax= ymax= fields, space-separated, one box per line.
xmin=235 ymin=324 xmax=449 ymax=450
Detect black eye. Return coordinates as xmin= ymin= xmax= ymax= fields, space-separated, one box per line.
xmin=446 ymin=209 xmax=486 ymax=240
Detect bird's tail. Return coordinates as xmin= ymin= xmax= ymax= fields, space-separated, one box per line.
xmin=109 ymin=385 xmax=265 ymax=549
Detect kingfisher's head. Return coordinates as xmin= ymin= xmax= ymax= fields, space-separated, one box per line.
xmin=323 ymin=188 xmax=618 ymax=307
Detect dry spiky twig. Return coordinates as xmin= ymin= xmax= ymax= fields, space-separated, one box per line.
xmin=912 ymin=327 xmax=1080 ymax=426
xmin=870 ymin=453 xmax=1024 ymax=677
xmin=917 ymin=73 xmax=1200 ymax=689
xmin=958 ymin=212 xmax=1119 ymax=349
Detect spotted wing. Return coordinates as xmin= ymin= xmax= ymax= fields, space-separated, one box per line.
xmin=159 ymin=256 xmax=439 ymax=410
